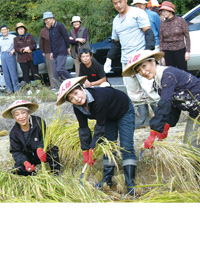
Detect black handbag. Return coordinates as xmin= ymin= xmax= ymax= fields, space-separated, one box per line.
xmin=32 ymin=49 xmax=45 ymax=65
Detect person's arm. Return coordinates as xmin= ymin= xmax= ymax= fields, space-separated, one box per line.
xmin=182 ymin=18 xmax=190 ymax=61
xmin=74 ymin=107 xmax=92 ymax=150
xmin=28 ymin=34 xmax=37 ymax=51
xmin=59 ymin=23 xmax=70 ymax=49
xmin=14 ymin=37 xmax=23 ymax=53
xmin=150 ymin=72 xmax=180 ymax=132
xmin=159 ymin=23 xmax=164 ymax=51
xmin=10 ymin=134 xmax=28 ymax=166
xmin=39 ymin=30 xmax=45 ymax=55
xmin=142 ymin=26 xmax=155 ymax=50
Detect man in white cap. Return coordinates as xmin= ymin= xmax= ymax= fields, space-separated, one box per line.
xmin=42 ymin=11 xmax=72 ymax=88
xmin=104 ymin=0 xmax=156 ymax=129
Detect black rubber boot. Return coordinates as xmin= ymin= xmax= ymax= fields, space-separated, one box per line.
xmin=123 ymin=165 xmax=136 ymax=196
xmin=47 ymin=146 xmax=60 ymax=176
xmin=135 ymin=104 xmax=149 ymax=128
xmin=95 ymin=165 xmax=115 ymax=190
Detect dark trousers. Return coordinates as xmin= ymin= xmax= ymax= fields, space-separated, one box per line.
xmin=164 ymin=48 xmax=187 ymax=71
xmin=14 ymin=146 xmax=60 ymax=176
xmin=19 ymin=61 xmax=40 ymax=84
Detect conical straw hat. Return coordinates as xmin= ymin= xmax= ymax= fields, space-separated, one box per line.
xmin=56 ymin=76 xmax=87 ymax=106
xmin=122 ymin=50 xmax=164 ymax=76
xmin=2 ymin=100 xmax=39 ymax=119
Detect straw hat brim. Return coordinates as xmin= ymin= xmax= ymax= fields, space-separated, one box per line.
xmin=122 ymin=51 xmax=164 ymax=76
xmin=2 ymin=102 xmax=39 ymax=119
xmin=56 ymin=76 xmax=87 ymax=106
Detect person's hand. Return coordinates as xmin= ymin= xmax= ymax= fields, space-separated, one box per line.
xmin=144 ymin=130 xmax=158 ymax=149
xmin=84 ymin=79 xmax=91 ymax=88
xmin=50 ymin=53 xmax=53 ymax=60
xmin=88 ymin=148 xmax=96 ymax=166
xmin=24 ymin=161 xmax=35 ymax=172
xmin=37 ymin=148 xmax=47 ymax=162
xmin=43 ymin=53 xmax=45 ymax=58
xmin=82 ymin=149 xmax=96 ymax=166
xmin=76 ymin=38 xmax=86 ymax=44
xmin=157 ymin=123 xmax=170 ymax=140
xmin=82 ymin=150 xmax=89 ymax=164
xmin=23 ymin=46 xmax=31 ymax=53
xmin=104 ymin=58 xmax=112 ymax=73
xmin=185 ymin=52 xmax=190 ymax=61
xmin=67 ymin=48 xmax=71 ymax=55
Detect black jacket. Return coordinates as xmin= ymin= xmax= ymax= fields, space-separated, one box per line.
xmin=73 ymin=87 xmax=129 ymax=150
xmin=10 ymin=116 xmax=45 ymax=166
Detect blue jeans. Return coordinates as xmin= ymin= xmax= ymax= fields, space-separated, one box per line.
xmin=1 ymin=52 xmax=20 ymax=92
xmin=53 ymin=55 xmax=72 ymax=86
xmin=103 ymin=98 xmax=137 ymax=167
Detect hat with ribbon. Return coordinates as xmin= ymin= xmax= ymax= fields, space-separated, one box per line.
xmin=56 ymin=76 xmax=87 ymax=106
xmin=159 ymin=1 xmax=175 ymax=13
xmin=2 ymin=100 xmax=39 ymax=119
xmin=122 ymin=50 xmax=164 ymax=76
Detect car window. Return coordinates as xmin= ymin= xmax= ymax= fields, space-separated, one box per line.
xmin=185 ymin=9 xmax=200 ymax=31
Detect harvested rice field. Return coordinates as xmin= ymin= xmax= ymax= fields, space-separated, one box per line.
xmin=0 ymin=111 xmax=200 ymax=203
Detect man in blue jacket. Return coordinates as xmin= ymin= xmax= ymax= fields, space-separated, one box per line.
xmin=43 ymin=11 xmax=72 ymax=88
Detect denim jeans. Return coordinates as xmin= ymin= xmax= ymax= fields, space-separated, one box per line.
xmin=53 ymin=55 xmax=72 ymax=86
xmin=103 ymin=98 xmax=137 ymax=167
xmin=1 ymin=52 xmax=20 ymax=92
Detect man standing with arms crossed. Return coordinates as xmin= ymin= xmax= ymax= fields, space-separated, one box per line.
xmin=43 ymin=12 xmax=72 ymax=88
xmin=104 ymin=0 xmax=155 ymax=128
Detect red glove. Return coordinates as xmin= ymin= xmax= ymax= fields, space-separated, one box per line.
xmin=88 ymin=148 xmax=96 ymax=166
xmin=144 ymin=130 xmax=158 ymax=149
xmin=37 ymin=148 xmax=47 ymax=162
xmin=157 ymin=123 xmax=170 ymax=140
xmin=24 ymin=161 xmax=35 ymax=172
xmin=82 ymin=150 xmax=89 ymax=164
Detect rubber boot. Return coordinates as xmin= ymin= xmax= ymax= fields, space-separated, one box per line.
xmin=95 ymin=165 xmax=115 ymax=190
xmin=47 ymin=146 xmax=60 ymax=176
xmin=123 ymin=165 xmax=136 ymax=196
xmin=135 ymin=104 xmax=149 ymax=128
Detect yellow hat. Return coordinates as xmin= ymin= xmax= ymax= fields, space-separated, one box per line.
xmin=15 ymin=22 xmax=27 ymax=32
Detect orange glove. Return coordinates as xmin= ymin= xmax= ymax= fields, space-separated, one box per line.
xmin=24 ymin=161 xmax=35 ymax=172
xmin=82 ymin=150 xmax=89 ymax=164
xmin=157 ymin=123 xmax=170 ymax=140
xmin=144 ymin=130 xmax=158 ymax=149
xmin=36 ymin=148 xmax=47 ymax=162
xmin=88 ymin=148 xmax=96 ymax=166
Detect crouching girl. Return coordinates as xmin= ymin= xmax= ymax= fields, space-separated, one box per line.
xmin=56 ymin=76 xmax=137 ymax=195
xmin=2 ymin=100 xmax=60 ymax=176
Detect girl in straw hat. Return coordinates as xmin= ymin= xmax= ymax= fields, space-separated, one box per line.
xmin=56 ymin=76 xmax=137 ymax=195
xmin=2 ymin=100 xmax=60 ymax=176
xmin=123 ymin=49 xmax=200 ymax=149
